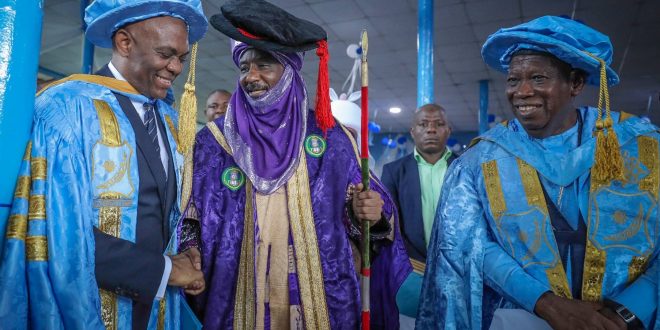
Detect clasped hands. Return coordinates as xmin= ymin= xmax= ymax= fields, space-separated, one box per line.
xmin=167 ymin=247 xmax=205 ymax=295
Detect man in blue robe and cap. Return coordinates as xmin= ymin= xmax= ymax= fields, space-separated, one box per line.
xmin=0 ymin=0 xmax=208 ymax=329
xmin=418 ymin=16 xmax=659 ymax=329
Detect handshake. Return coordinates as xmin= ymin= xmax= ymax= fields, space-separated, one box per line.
xmin=167 ymin=247 xmax=205 ymax=295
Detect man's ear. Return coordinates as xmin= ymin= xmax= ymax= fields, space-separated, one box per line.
xmin=570 ymin=70 xmax=586 ymax=97
xmin=113 ymin=29 xmax=132 ymax=57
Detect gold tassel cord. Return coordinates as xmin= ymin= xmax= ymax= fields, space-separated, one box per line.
xmin=583 ymin=52 xmax=624 ymax=186
xmin=177 ymin=43 xmax=199 ymax=156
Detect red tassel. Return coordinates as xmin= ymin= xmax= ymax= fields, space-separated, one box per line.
xmin=315 ymin=40 xmax=335 ymax=136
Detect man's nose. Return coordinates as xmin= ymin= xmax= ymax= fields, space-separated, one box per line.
xmin=167 ymin=57 xmax=183 ymax=75
xmin=515 ymin=80 xmax=534 ymax=97
xmin=244 ymin=64 xmax=260 ymax=83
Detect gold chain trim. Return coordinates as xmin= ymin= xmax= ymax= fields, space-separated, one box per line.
xmin=14 ymin=176 xmax=30 ymax=200
xmin=26 ymin=236 xmax=48 ymax=261
xmin=287 ymin=155 xmax=331 ymax=329
xmin=94 ymin=100 xmax=122 ymax=147
xmin=638 ymin=136 xmax=659 ymax=200
xmin=99 ymin=289 xmax=118 ymax=330
xmin=481 ymin=160 xmax=507 ymax=221
xmin=581 ymin=239 xmax=606 ymax=302
xmin=28 ymin=195 xmax=46 ymax=220
xmin=233 ymin=181 xmax=256 ymax=329
xmin=6 ymin=214 xmax=28 ymax=240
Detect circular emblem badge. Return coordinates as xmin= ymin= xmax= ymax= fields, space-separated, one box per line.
xmin=221 ymin=166 xmax=245 ymax=191
xmin=304 ymin=135 xmax=327 ymax=158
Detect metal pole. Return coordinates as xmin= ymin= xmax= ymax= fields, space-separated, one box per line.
xmin=479 ymin=79 xmax=489 ymax=134
xmin=81 ymin=0 xmax=94 ymax=74
xmin=0 ymin=0 xmax=43 ymax=244
xmin=417 ymin=0 xmax=434 ymax=108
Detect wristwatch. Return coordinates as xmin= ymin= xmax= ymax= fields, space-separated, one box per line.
xmin=603 ymin=299 xmax=645 ymax=330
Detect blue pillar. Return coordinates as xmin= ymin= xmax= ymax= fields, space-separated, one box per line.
xmin=81 ymin=0 xmax=94 ymax=74
xmin=417 ymin=0 xmax=434 ymax=108
xmin=0 ymin=0 xmax=43 ymax=238
xmin=479 ymin=79 xmax=489 ymax=134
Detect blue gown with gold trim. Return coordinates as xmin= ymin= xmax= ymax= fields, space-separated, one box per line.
xmin=0 ymin=75 xmax=184 ymax=329
xmin=417 ymin=107 xmax=660 ymax=329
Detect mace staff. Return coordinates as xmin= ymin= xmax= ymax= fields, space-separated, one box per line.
xmin=359 ymin=29 xmax=371 ymax=330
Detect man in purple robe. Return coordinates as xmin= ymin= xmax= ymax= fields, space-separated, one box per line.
xmin=178 ymin=1 xmax=411 ymax=329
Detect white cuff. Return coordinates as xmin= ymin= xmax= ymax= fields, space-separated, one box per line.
xmin=155 ymin=255 xmax=172 ymax=301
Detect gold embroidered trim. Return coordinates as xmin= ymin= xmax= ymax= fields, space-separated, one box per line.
xmin=31 ymin=157 xmax=47 ymax=180
xmin=14 ymin=176 xmax=30 ymax=199
xmin=37 ymin=74 xmax=139 ymax=97
xmin=628 ymin=255 xmax=649 ymax=284
xmin=94 ymin=99 xmax=122 ymax=147
xmin=410 ymin=258 xmax=426 ymax=275
xmin=97 ymin=192 xmax=121 ymax=326
xmin=233 ymin=181 xmax=256 ymax=329
xmin=22 ymin=142 xmax=32 ymax=160
xmin=7 ymin=214 xmax=27 ymax=240
xmin=28 ymin=195 xmax=46 ymax=220
xmin=99 ymin=289 xmax=118 ymax=330
xmin=287 ymin=155 xmax=331 ymax=329
xmin=545 ymin=262 xmax=573 ymax=299
xmin=6 ymin=214 xmax=28 ymax=240
xmin=164 ymin=116 xmax=180 ymax=148
xmin=517 ymin=159 xmax=547 ymax=210
xmin=157 ymin=298 xmax=166 ymax=330
xmin=619 ymin=111 xmax=634 ymax=122
xmin=207 ymin=121 xmax=232 ymax=155
xmin=638 ymin=136 xmax=659 ymax=200
xmin=26 ymin=236 xmax=48 ymax=261
xmin=98 ymin=193 xmax=122 ymax=237
xmin=482 ymin=160 xmax=507 ymax=220
xmin=581 ymin=239 xmax=606 ymax=302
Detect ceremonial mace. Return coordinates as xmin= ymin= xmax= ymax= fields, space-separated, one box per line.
xmin=359 ymin=29 xmax=371 ymax=330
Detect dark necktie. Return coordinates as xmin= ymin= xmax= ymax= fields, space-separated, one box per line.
xmin=143 ymin=102 xmax=160 ymax=154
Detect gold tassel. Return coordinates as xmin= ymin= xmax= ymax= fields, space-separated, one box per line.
xmin=585 ymin=52 xmax=625 ymax=186
xmin=177 ymin=43 xmax=199 ymax=156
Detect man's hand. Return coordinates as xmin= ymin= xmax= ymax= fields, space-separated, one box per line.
xmin=168 ymin=247 xmax=205 ymax=295
xmin=352 ymin=183 xmax=384 ymax=226
xmin=534 ymin=292 xmax=624 ymax=330
xmin=598 ymin=307 xmax=628 ymax=330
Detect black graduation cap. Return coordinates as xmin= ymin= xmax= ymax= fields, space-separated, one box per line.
xmin=210 ymin=0 xmax=335 ymax=133
xmin=210 ymin=0 xmax=327 ymax=53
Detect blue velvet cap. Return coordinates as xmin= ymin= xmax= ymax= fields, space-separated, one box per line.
xmin=482 ymin=15 xmax=619 ymax=86
xmin=85 ymin=0 xmax=208 ymax=48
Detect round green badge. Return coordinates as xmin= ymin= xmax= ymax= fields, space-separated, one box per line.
xmin=221 ymin=166 xmax=245 ymax=191
xmin=304 ymin=134 xmax=327 ymax=158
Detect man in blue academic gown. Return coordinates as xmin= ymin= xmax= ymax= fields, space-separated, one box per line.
xmin=0 ymin=0 xmax=208 ymax=329
xmin=418 ymin=16 xmax=659 ymax=330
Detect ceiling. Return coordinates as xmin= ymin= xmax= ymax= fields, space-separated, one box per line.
xmin=39 ymin=0 xmax=660 ymax=132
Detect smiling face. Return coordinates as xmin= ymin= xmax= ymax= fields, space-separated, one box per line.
xmin=505 ymin=53 xmax=585 ymax=138
xmin=113 ymin=16 xmax=189 ymax=100
xmin=205 ymin=90 xmax=231 ymax=121
xmin=238 ymin=48 xmax=285 ymax=99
